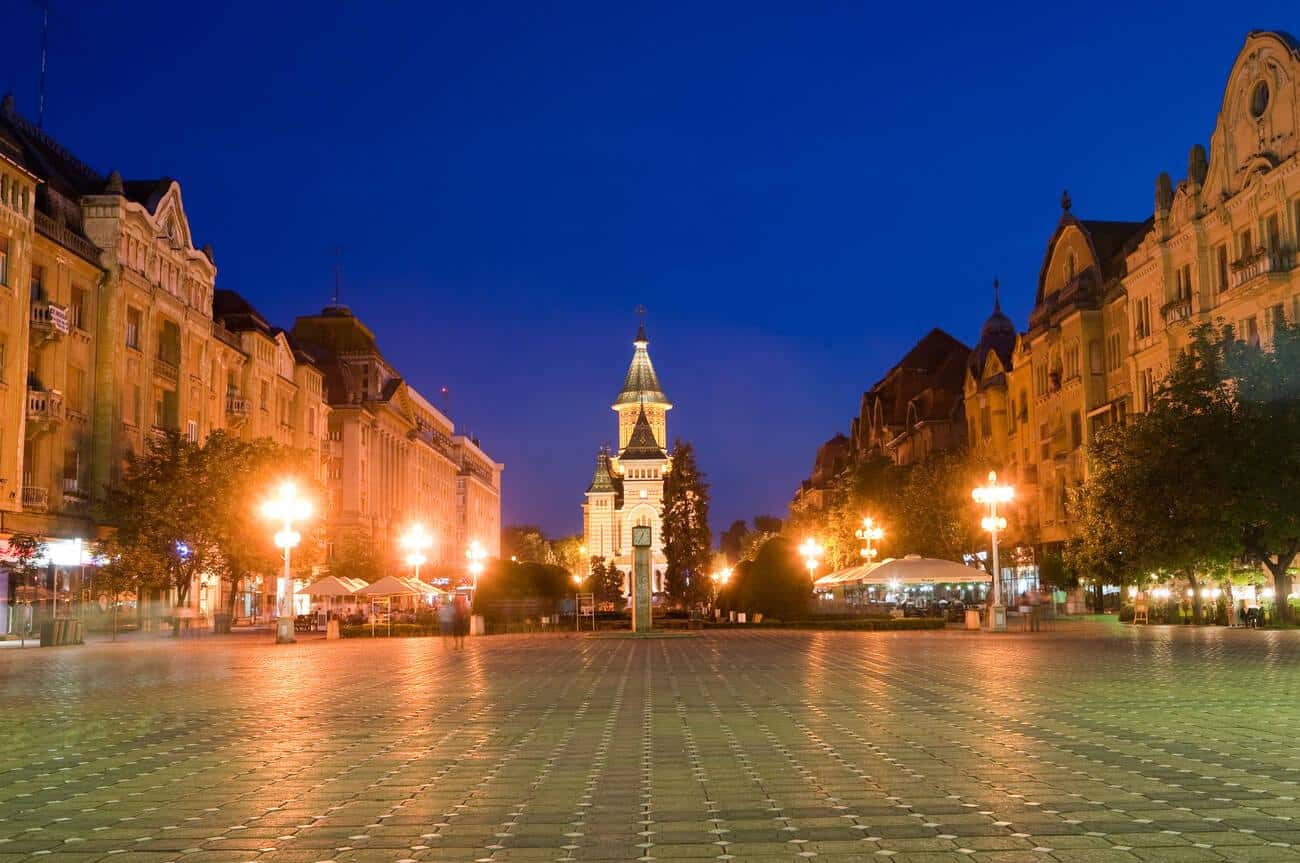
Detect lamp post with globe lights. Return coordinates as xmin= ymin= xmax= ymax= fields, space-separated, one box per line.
xmin=972 ymin=470 xmax=1014 ymax=632
xmin=799 ymin=538 xmax=824 ymax=581
xmin=261 ymin=480 xmax=311 ymax=644
xmin=855 ymin=517 xmax=884 ymax=563
xmin=466 ymin=539 xmax=487 ymax=598
xmin=400 ymin=523 xmax=434 ymax=582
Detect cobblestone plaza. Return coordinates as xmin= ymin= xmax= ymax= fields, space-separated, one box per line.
xmin=4 ymin=625 xmax=1300 ymax=862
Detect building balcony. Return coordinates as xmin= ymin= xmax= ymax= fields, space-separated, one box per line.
xmin=1231 ymin=245 xmax=1295 ymax=291
xmin=22 ymin=486 xmax=49 ymax=512
xmin=26 ymin=388 xmax=64 ymax=430
xmin=1161 ymin=297 xmax=1193 ymax=325
xmin=211 ymin=320 xmax=243 ymax=351
xmin=63 ymin=477 xmax=89 ymax=503
xmin=155 ymin=355 xmax=180 ymax=384
xmin=30 ymin=299 xmax=70 ymax=339
xmin=225 ymin=394 xmax=252 ymax=420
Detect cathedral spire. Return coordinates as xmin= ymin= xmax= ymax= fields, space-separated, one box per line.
xmin=614 ymin=313 xmax=670 ymax=408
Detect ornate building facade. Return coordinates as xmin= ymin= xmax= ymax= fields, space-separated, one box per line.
xmin=582 ymin=322 xmax=671 ymax=593
xmin=0 ymin=93 xmax=331 ymax=631
xmin=0 ymin=90 xmax=503 ymax=633
xmin=797 ymin=30 xmax=1300 ymax=587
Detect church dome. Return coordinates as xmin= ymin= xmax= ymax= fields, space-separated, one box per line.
xmin=969 ymin=281 xmax=1017 ymax=378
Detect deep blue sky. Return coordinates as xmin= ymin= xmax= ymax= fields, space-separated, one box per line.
xmin=5 ymin=3 xmax=1295 ymax=539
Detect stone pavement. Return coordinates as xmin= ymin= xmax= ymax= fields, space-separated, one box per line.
xmin=3 ymin=624 xmax=1300 ymax=863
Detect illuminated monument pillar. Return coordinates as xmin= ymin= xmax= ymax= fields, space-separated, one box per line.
xmin=632 ymin=525 xmax=652 ymax=633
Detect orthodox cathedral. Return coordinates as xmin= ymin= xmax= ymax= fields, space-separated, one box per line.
xmin=582 ymin=321 xmax=671 ymax=594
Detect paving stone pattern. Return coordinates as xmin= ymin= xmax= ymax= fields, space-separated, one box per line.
xmin=3 ymin=625 xmax=1300 ymax=862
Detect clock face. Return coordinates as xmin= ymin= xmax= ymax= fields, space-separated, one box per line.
xmin=632 ymin=525 xmax=652 ymax=547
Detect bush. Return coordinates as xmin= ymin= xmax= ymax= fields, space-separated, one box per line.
xmin=712 ymin=618 xmax=945 ymax=632
xmin=341 ymin=623 xmax=437 ymax=638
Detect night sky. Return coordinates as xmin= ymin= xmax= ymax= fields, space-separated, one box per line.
xmin=5 ymin=3 xmax=1295 ymax=539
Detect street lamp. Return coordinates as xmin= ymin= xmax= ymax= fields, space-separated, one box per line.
xmin=799 ymin=538 xmax=824 ymax=580
xmin=400 ymin=523 xmax=433 ymax=581
xmin=972 ymin=470 xmax=1014 ymax=632
xmin=855 ymin=516 xmax=885 ymax=562
xmin=261 ymin=480 xmax=311 ymax=645
xmin=466 ymin=539 xmax=486 ymax=596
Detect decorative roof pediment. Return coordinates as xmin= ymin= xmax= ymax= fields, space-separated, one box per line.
xmin=1204 ymin=31 xmax=1300 ymax=202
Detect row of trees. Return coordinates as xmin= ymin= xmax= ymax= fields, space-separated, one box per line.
xmin=1070 ymin=323 xmax=1300 ymax=622
xmin=784 ymin=449 xmax=992 ymax=574
xmin=92 ymin=431 xmax=322 ymax=629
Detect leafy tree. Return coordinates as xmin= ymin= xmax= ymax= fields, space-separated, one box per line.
xmin=96 ymin=431 xmax=321 ymax=631
xmin=97 ymin=433 xmax=219 ymax=632
xmin=606 ymin=564 xmax=627 ymax=607
xmin=7 ymin=532 xmax=46 ymax=607
xmin=201 ymin=432 xmax=321 ymax=617
xmin=720 ymin=520 xmax=750 ymax=564
xmin=1072 ymin=323 xmax=1300 ymax=621
xmin=473 ymin=558 xmax=571 ymax=622
xmin=501 ymin=524 xmax=554 ymax=564
xmin=661 ymin=440 xmax=712 ymax=606
xmin=328 ymin=526 xmax=383 ymax=585
xmin=891 ymin=450 xmax=986 ymax=562
xmin=719 ymin=536 xmax=812 ymax=619
xmin=551 ymin=535 xmax=586 ymax=575
xmin=1224 ymin=320 xmax=1300 ymax=620
xmin=753 ymin=515 xmax=784 ymax=535
xmin=589 ymin=557 xmax=625 ymax=607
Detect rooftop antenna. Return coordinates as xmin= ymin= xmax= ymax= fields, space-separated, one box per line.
xmin=328 ymin=245 xmax=344 ymax=305
xmin=35 ymin=0 xmax=49 ymax=129
xmin=993 ymin=277 xmax=1001 ymax=312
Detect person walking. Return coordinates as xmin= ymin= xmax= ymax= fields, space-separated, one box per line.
xmin=452 ymin=594 xmax=469 ymax=650
xmin=438 ymin=600 xmax=455 ymax=647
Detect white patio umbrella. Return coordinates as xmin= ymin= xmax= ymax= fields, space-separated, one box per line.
xmin=815 ymin=555 xmax=988 ymax=599
xmin=357 ymin=576 xmax=434 ymax=635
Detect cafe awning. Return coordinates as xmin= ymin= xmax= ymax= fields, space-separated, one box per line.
xmin=815 ymin=554 xmax=989 ymax=588
xmin=301 ymin=575 xmax=366 ymax=596
xmin=356 ymin=575 xmax=447 ymax=597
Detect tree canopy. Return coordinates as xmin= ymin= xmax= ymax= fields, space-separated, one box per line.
xmin=1071 ymin=323 xmax=1300 ymax=620
xmin=661 ymin=439 xmax=712 ymax=606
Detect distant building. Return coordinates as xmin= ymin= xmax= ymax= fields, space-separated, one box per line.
xmin=793 ymin=328 xmax=968 ymax=513
xmin=292 ymin=303 xmax=502 ymax=574
xmin=582 ymin=321 xmax=671 ymax=593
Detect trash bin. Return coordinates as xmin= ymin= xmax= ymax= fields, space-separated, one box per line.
xmin=964 ymin=608 xmax=981 ymax=630
xmin=213 ymin=612 xmax=231 ymax=634
xmin=470 ymin=614 xmax=485 ymax=636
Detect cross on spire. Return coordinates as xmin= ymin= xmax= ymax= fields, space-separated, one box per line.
xmin=634 ymin=304 xmax=647 ymax=343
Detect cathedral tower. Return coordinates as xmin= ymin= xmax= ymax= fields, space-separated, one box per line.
xmin=581 ymin=317 xmax=673 ymax=596
xmin=613 ymin=321 xmax=671 ymax=449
